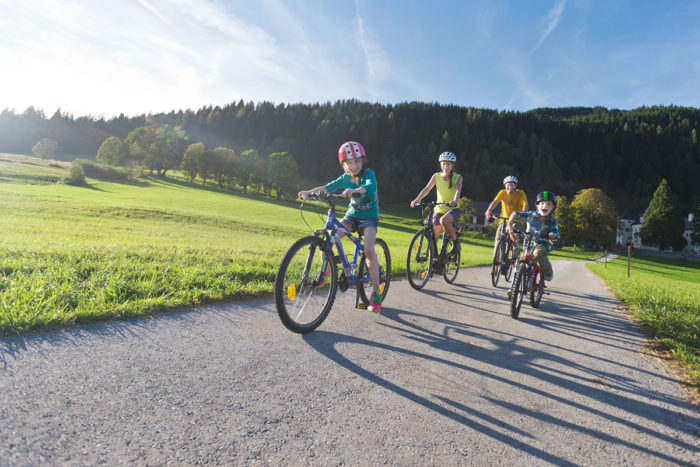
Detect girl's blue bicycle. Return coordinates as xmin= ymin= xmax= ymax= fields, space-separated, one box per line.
xmin=274 ymin=192 xmax=391 ymax=333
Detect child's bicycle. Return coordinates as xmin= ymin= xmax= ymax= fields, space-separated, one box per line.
xmin=274 ymin=192 xmax=391 ymax=333
xmin=406 ymin=201 xmax=462 ymax=290
xmin=508 ymin=227 xmax=549 ymax=319
xmin=490 ymin=216 xmax=518 ymax=287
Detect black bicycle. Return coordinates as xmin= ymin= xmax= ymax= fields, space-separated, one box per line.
xmin=274 ymin=192 xmax=391 ymax=333
xmin=490 ymin=216 xmax=520 ymax=286
xmin=406 ymin=201 xmax=463 ymax=290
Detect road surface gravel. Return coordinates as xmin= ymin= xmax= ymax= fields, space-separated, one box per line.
xmin=0 ymin=260 xmax=698 ymax=465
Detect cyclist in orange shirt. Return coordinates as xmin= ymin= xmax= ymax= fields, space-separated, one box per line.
xmin=484 ymin=175 xmax=528 ymax=255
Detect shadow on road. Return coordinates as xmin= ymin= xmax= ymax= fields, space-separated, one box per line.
xmin=303 ymin=276 xmax=699 ymax=464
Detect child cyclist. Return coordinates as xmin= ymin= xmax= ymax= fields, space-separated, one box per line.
xmin=505 ymin=191 xmax=560 ymax=282
xmin=410 ymin=151 xmax=463 ymax=255
xmin=297 ymin=141 xmax=383 ymax=313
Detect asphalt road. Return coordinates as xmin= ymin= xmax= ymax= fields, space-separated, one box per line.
xmin=0 ymin=260 xmax=698 ymax=465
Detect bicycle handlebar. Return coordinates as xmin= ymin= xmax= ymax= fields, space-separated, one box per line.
xmin=412 ymin=201 xmax=451 ymax=208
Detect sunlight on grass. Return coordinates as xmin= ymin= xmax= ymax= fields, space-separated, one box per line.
xmin=0 ymin=159 xmax=496 ymax=334
xmin=589 ymin=256 xmax=700 ymax=385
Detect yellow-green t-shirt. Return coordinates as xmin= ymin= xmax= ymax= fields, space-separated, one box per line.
xmin=435 ymin=172 xmax=460 ymax=214
xmin=494 ymin=188 xmax=528 ymax=219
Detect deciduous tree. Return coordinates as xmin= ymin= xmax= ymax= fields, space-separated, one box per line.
xmin=96 ymin=136 xmax=127 ymax=166
xmin=267 ymin=152 xmax=298 ymax=199
xmin=570 ymin=188 xmax=619 ymax=247
xmin=31 ymin=137 xmax=58 ymax=159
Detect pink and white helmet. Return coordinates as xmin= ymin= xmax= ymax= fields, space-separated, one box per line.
xmin=338 ymin=141 xmax=366 ymax=163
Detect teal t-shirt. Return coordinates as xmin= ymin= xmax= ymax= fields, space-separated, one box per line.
xmin=324 ymin=168 xmax=379 ymax=219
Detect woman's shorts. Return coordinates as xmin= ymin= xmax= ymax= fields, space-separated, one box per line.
xmin=341 ymin=216 xmax=379 ymax=233
xmin=432 ymin=209 xmax=461 ymax=225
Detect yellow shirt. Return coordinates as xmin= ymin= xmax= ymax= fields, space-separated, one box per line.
xmin=495 ymin=189 xmax=527 ymax=219
xmin=435 ymin=172 xmax=460 ymax=214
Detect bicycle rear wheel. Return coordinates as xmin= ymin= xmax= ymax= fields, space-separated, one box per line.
xmin=406 ymin=230 xmax=432 ymax=290
xmin=358 ymin=237 xmax=392 ymax=304
xmin=491 ymin=239 xmax=504 ymax=287
xmin=274 ymin=236 xmax=337 ymax=333
xmin=504 ymin=242 xmax=516 ymax=282
xmin=510 ymin=263 xmax=528 ymax=319
xmin=443 ymin=235 xmax=460 ymax=284
xmin=530 ymin=269 xmax=544 ymax=308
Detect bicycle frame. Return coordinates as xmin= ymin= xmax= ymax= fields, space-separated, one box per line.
xmin=418 ymin=201 xmax=452 ymax=262
xmin=516 ymin=231 xmax=545 ymax=294
xmin=316 ymin=198 xmax=370 ymax=287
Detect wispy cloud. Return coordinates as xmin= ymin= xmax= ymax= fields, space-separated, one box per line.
xmin=529 ymin=0 xmax=566 ymax=57
xmin=353 ymin=0 xmax=392 ymax=99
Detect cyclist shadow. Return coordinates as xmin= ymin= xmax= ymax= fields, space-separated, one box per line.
xmin=302 ymin=328 xmax=575 ymax=465
xmin=303 ymin=304 xmax=697 ymax=464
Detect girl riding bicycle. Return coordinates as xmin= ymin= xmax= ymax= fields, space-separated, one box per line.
xmin=410 ymin=152 xmax=463 ymax=255
xmin=297 ymin=141 xmax=383 ymax=312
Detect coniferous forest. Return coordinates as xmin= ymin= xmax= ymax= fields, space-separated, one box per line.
xmin=2 ymin=101 xmax=699 ymax=215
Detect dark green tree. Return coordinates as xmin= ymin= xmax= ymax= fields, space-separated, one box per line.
xmin=640 ymin=179 xmax=685 ymax=250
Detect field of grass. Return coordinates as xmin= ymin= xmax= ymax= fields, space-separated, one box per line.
xmin=588 ymin=256 xmax=700 ymax=385
xmin=0 ymin=155 xmax=496 ymax=334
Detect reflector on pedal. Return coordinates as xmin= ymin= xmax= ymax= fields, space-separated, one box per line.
xmin=287 ymin=284 xmax=296 ymax=300
xmin=379 ymin=283 xmax=385 ymax=294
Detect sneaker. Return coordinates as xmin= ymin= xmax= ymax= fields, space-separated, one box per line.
xmin=368 ymin=292 xmax=382 ymax=313
xmin=450 ymin=241 xmax=461 ymax=255
xmin=544 ymin=269 xmax=553 ymax=281
xmin=315 ymin=267 xmax=331 ymax=287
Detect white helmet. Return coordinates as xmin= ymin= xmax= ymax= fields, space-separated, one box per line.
xmin=438 ymin=151 xmax=456 ymax=162
xmin=503 ymin=175 xmax=518 ymax=185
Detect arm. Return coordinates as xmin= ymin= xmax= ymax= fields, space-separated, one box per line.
xmin=484 ymin=198 xmax=500 ymax=220
xmin=505 ymin=211 xmax=519 ymax=234
xmin=410 ymin=174 xmax=437 ymax=207
xmin=342 ymin=170 xmax=376 ymax=198
xmin=449 ymin=175 xmax=463 ymax=207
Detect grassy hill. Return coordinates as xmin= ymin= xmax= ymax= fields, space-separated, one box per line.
xmin=0 ymin=154 xmax=499 ymax=334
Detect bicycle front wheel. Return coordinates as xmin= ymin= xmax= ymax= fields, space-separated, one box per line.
xmin=510 ymin=263 xmax=528 ymax=319
xmin=443 ymin=236 xmax=460 ymax=284
xmin=530 ymin=268 xmax=544 ymax=308
xmin=274 ymin=236 xmax=337 ymax=333
xmin=491 ymin=239 xmax=504 ymax=287
xmin=358 ymin=237 xmax=392 ymax=305
xmin=406 ymin=230 xmax=432 ymax=290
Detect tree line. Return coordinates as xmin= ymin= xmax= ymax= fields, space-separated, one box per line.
xmin=2 ymin=101 xmax=699 ymax=215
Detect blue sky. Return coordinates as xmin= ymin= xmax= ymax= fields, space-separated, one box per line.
xmin=1 ymin=0 xmax=699 ymax=117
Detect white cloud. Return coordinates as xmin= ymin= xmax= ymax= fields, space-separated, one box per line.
xmin=0 ymin=0 xmax=394 ymax=116
xmin=529 ymin=0 xmax=566 ymax=57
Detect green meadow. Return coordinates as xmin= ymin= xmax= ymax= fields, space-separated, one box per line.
xmin=0 ymin=155 xmax=496 ymax=334
xmin=589 ymin=256 xmax=700 ymax=385
xmin=2 ymin=155 xmax=696 ymax=388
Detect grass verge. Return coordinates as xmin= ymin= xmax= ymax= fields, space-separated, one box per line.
xmin=588 ymin=255 xmax=700 ymax=387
